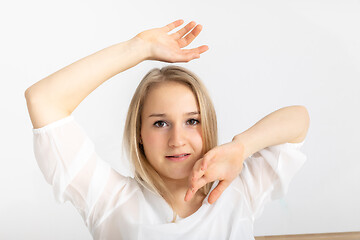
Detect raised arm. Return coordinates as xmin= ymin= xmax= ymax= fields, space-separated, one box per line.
xmin=231 ymin=105 xmax=310 ymax=159
xmin=25 ymin=19 xmax=209 ymax=129
xmin=185 ymin=105 xmax=310 ymax=203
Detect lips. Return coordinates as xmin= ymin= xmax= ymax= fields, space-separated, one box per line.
xmin=166 ymin=153 xmax=190 ymax=157
xmin=166 ymin=153 xmax=191 ymax=162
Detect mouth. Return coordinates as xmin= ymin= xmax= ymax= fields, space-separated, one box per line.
xmin=166 ymin=153 xmax=191 ymax=162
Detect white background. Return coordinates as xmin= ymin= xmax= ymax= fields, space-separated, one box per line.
xmin=1 ymin=0 xmax=360 ymax=239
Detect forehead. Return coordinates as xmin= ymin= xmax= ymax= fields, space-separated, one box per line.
xmin=142 ymin=82 xmax=199 ymax=116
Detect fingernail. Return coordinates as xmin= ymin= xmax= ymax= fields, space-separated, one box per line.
xmin=185 ymin=191 xmax=189 ymax=201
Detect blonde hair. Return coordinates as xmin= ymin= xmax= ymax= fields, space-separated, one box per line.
xmin=122 ymin=65 xmax=218 ymax=222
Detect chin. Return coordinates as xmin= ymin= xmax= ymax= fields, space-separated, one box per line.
xmin=162 ymin=171 xmax=190 ymax=181
xmin=155 ymin=160 xmax=196 ymax=181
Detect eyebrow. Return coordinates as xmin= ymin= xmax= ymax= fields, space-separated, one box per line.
xmin=148 ymin=111 xmax=200 ymax=118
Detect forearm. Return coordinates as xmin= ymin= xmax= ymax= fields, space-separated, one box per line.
xmin=232 ymin=105 xmax=310 ymax=159
xmin=25 ymin=37 xmax=150 ymax=114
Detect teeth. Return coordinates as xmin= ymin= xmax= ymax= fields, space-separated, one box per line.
xmin=172 ymin=154 xmax=187 ymax=158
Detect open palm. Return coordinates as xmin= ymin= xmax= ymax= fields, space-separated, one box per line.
xmin=134 ymin=19 xmax=209 ymax=63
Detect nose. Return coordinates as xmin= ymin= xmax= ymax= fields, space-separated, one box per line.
xmin=168 ymin=123 xmax=186 ymax=148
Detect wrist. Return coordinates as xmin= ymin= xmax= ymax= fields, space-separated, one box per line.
xmin=128 ymin=36 xmax=152 ymax=61
xmin=232 ymin=132 xmax=257 ymax=159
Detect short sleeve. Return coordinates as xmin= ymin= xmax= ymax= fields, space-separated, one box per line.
xmin=239 ymin=140 xmax=307 ymax=221
xmin=32 ymin=115 xmax=132 ymax=230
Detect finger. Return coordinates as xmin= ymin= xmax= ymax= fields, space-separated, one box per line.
xmin=172 ymin=44 xmax=209 ymax=62
xmin=201 ymin=149 xmax=216 ymax=171
xmin=162 ymin=19 xmax=184 ymax=32
xmin=172 ymin=45 xmax=209 ymax=63
xmin=186 ymin=170 xmax=219 ymax=202
xmin=184 ymin=188 xmax=193 ymax=201
xmin=173 ymin=51 xmax=200 ymax=63
xmin=190 ymin=158 xmax=206 ymax=182
xmin=187 ymin=159 xmax=205 ymax=195
xmin=178 ymin=24 xmax=203 ymax=48
xmin=185 ymin=176 xmax=209 ymax=202
xmin=180 ymin=45 xmax=209 ymax=56
xmin=208 ymin=180 xmax=231 ymax=204
xmin=197 ymin=45 xmax=210 ymax=55
xmin=192 ymin=175 xmax=209 ymax=192
xmin=171 ymin=21 xmax=196 ymax=39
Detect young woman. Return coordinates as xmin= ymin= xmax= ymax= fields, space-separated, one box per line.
xmin=25 ymin=19 xmax=309 ymax=239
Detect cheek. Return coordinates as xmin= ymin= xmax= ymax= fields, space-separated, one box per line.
xmin=194 ymin=132 xmax=203 ymax=151
xmin=143 ymin=128 xmax=161 ymax=144
xmin=189 ymin=128 xmax=203 ymax=153
xmin=196 ymin=127 xmax=203 ymax=141
xmin=141 ymin=129 xmax=165 ymax=155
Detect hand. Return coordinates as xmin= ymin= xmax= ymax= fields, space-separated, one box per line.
xmin=184 ymin=140 xmax=245 ymax=204
xmin=133 ymin=19 xmax=209 ymax=63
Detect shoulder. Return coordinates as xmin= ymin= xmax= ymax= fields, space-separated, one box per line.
xmin=228 ymin=176 xmax=247 ymax=195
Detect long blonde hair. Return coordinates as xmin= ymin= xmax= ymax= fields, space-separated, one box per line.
xmin=122 ymin=65 xmax=218 ymax=222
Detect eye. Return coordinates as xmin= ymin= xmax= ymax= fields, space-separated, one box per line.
xmin=153 ymin=119 xmax=200 ymax=128
xmin=187 ymin=118 xmax=200 ymax=126
xmin=153 ymin=120 xmax=168 ymax=128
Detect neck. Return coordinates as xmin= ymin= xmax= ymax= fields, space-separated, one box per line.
xmin=160 ymin=176 xmax=206 ymax=207
xmin=162 ymin=177 xmax=189 ymax=200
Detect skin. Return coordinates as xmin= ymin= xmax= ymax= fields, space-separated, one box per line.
xmin=26 ymin=19 xmax=309 ymax=210
xmin=140 ymin=81 xmax=207 ymax=212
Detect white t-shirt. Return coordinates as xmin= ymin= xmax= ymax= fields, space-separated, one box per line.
xmin=32 ymin=115 xmax=307 ymax=240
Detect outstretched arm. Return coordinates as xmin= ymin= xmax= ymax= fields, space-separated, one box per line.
xmin=25 ymin=19 xmax=209 ymax=129
xmin=185 ymin=105 xmax=310 ymax=204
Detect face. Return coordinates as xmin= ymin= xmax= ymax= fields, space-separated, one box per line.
xmin=140 ymin=81 xmax=203 ymax=182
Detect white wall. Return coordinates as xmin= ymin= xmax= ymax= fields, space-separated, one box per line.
xmin=2 ymin=0 xmax=359 ymax=239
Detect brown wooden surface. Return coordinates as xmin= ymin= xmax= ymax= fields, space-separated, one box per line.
xmin=255 ymin=232 xmax=360 ymax=240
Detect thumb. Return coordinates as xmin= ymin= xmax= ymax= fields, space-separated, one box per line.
xmin=175 ymin=49 xmax=200 ymax=62
xmin=208 ymin=180 xmax=230 ymax=204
